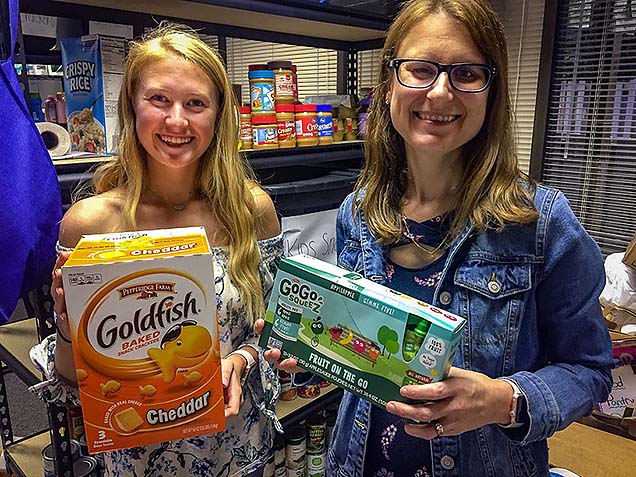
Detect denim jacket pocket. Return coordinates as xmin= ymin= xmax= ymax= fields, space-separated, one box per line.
xmin=454 ymin=260 xmax=533 ymax=374
xmin=337 ymin=239 xmax=364 ymax=273
xmin=509 ymin=442 xmax=539 ymax=477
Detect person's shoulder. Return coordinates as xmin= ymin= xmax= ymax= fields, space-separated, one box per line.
xmin=60 ymin=192 xmax=124 ymax=247
xmin=249 ymin=183 xmax=281 ymax=240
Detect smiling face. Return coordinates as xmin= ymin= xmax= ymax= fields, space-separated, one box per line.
xmin=133 ymin=54 xmax=218 ymax=171
xmin=388 ymin=12 xmax=489 ymax=162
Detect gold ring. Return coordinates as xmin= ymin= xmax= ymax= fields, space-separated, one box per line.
xmin=434 ymin=421 xmax=444 ymax=437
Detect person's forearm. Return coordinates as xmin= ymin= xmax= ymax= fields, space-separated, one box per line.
xmin=54 ymin=337 xmax=78 ymax=384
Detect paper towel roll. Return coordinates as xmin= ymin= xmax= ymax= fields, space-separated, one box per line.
xmin=36 ymin=121 xmax=71 ymax=157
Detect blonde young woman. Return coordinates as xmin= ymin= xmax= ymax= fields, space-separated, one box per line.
xmin=31 ymin=24 xmax=281 ymax=477
xmin=267 ymin=1 xmax=613 ymax=476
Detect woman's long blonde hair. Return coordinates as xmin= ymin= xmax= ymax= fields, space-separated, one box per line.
xmin=358 ymin=0 xmax=537 ymax=244
xmin=91 ymin=23 xmax=265 ymax=322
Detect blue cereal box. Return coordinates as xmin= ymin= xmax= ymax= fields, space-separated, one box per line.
xmin=61 ymin=35 xmax=125 ymax=154
xmin=259 ymin=255 xmax=466 ymax=407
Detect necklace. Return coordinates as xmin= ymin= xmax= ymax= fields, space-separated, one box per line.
xmin=144 ymin=185 xmax=197 ymax=212
xmin=401 ymin=215 xmax=449 ymax=257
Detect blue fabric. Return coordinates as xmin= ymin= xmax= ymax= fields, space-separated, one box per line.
xmin=0 ymin=0 xmax=62 ymax=322
xmin=328 ymin=185 xmax=613 ymax=477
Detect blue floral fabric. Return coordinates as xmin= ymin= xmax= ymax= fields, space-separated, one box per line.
xmin=30 ymin=235 xmax=283 ymax=477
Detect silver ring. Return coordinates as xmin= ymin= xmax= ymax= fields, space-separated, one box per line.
xmin=434 ymin=421 xmax=445 ymax=437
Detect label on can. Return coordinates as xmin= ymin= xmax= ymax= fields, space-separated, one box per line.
xmin=307 ymin=422 xmax=326 ymax=453
xmin=277 ymin=119 xmax=296 ymax=144
xmin=295 ymin=116 xmax=317 ymax=138
xmin=307 ymin=452 xmax=326 ymax=477
xmin=286 ymin=440 xmax=306 ymax=470
xmin=253 ymin=126 xmax=278 ymax=147
xmin=275 ymin=74 xmax=295 ymax=100
xmin=251 ymin=82 xmax=275 ymax=111
xmin=240 ymin=119 xmax=252 ymax=143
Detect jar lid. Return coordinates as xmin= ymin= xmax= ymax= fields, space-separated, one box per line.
xmin=285 ymin=424 xmax=306 ymax=443
xmin=239 ymin=106 xmax=251 ymax=114
xmin=248 ymin=64 xmax=268 ymax=71
xmin=316 ymin=104 xmax=332 ymax=112
xmin=248 ymin=70 xmax=275 ymax=79
xmin=275 ymin=104 xmax=295 ymax=113
xmin=295 ymin=104 xmax=316 ymax=112
xmin=251 ymin=115 xmax=277 ymax=124
xmin=73 ymin=456 xmax=98 ymax=477
xmin=267 ymin=60 xmax=293 ymax=69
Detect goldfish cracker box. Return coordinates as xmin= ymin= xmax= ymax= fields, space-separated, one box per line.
xmin=60 ymin=34 xmax=125 ymax=154
xmin=259 ymin=255 xmax=466 ymax=407
xmin=61 ymin=227 xmax=225 ymax=454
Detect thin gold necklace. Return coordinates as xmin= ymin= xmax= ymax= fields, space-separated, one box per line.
xmin=401 ymin=215 xmax=449 ymax=257
xmin=144 ymin=185 xmax=197 ymax=212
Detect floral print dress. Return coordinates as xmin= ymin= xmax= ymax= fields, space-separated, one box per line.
xmin=363 ymin=217 xmax=448 ymax=477
xmin=30 ymin=235 xmax=283 ymax=477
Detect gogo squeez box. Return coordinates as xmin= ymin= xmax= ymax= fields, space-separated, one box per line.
xmin=61 ymin=35 xmax=125 ymax=154
xmin=259 ymin=255 xmax=466 ymax=407
xmin=62 ymin=227 xmax=225 ymax=454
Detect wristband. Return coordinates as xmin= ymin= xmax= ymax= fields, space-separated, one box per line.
xmin=228 ymin=348 xmax=257 ymax=385
xmin=497 ymin=378 xmax=525 ymax=428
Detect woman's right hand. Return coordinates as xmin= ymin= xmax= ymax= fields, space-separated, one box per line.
xmin=52 ymin=251 xmax=71 ymax=338
xmin=253 ymin=318 xmax=303 ymax=373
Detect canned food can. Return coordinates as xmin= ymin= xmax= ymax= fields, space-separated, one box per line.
xmin=73 ymin=456 xmax=99 ymax=476
xmin=42 ymin=440 xmax=81 ymax=476
xmin=306 ymin=414 xmax=326 ymax=454
xmin=285 ymin=425 xmax=306 ymax=470
xmin=306 ymin=451 xmax=326 ymax=477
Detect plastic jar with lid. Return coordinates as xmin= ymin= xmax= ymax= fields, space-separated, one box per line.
xmin=249 ymin=70 xmax=275 ymax=113
xmin=275 ymin=104 xmax=296 ymax=148
xmin=316 ymin=104 xmax=333 ymax=145
xmin=267 ymin=60 xmax=296 ymax=104
xmin=252 ymin=115 xmax=278 ymax=150
xmin=238 ymin=106 xmax=252 ymax=149
xmin=295 ymin=104 xmax=318 ymax=147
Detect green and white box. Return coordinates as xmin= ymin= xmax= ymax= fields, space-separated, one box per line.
xmin=259 ymin=255 xmax=466 ymax=407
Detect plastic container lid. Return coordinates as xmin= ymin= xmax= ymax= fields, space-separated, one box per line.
xmin=251 ymin=115 xmax=277 ymax=124
xmin=295 ymin=104 xmax=316 ymax=113
xmin=414 ymin=319 xmax=430 ymax=337
xmin=248 ymin=70 xmax=275 ymax=79
xmin=239 ymin=106 xmax=251 ymax=114
xmin=275 ymin=104 xmax=295 ymax=113
xmin=316 ymin=104 xmax=332 ymax=113
xmin=267 ymin=60 xmax=293 ymax=69
xmin=248 ymin=64 xmax=268 ymax=71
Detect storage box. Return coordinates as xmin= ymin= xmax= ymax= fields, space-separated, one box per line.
xmin=259 ymin=255 xmax=465 ymax=407
xmin=60 ymin=34 xmax=125 ymax=153
xmin=624 ymin=235 xmax=636 ymax=269
xmin=62 ymin=227 xmax=225 ymax=454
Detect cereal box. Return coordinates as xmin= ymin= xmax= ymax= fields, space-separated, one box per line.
xmin=259 ymin=255 xmax=466 ymax=408
xmin=60 ymin=34 xmax=125 ymax=154
xmin=62 ymin=227 xmax=225 ymax=454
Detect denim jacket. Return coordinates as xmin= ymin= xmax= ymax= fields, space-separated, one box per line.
xmin=327 ymin=185 xmax=613 ymax=477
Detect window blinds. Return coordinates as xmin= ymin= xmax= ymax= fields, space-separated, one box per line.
xmin=358 ymin=48 xmax=382 ymax=96
xmin=224 ymin=38 xmax=338 ymax=105
xmin=542 ymin=0 xmax=636 ymax=254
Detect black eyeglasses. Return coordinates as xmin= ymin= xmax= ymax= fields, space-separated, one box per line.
xmin=389 ymin=58 xmax=496 ymax=93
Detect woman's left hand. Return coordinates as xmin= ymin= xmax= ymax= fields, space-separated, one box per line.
xmin=386 ymin=367 xmax=514 ymax=439
xmin=221 ymin=358 xmax=243 ymax=417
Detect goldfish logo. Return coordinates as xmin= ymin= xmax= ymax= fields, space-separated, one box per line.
xmin=147 ymin=320 xmax=212 ymax=383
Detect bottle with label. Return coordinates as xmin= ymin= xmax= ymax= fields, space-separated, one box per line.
xmin=402 ymin=317 xmax=430 ymax=361
xmin=267 ymin=60 xmax=296 ymax=104
xmin=249 ymin=70 xmax=275 ymax=113
xmin=295 ymin=104 xmax=318 ymax=147
xmin=239 ymin=106 xmax=252 ymax=149
xmin=44 ymin=95 xmax=58 ymax=123
xmin=316 ymin=104 xmax=333 ymax=145
xmin=56 ymin=91 xmax=67 ymax=125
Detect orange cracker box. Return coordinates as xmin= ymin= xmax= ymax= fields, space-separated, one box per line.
xmin=61 ymin=226 xmax=225 ymax=454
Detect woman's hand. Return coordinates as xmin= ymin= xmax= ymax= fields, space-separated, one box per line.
xmin=221 ymin=358 xmax=243 ymax=417
xmin=253 ymin=318 xmax=303 ymax=373
xmin=386 ymin=367 xmax=515 ymax=439
xmin=52 ymin=251 xmax=72 ymax=339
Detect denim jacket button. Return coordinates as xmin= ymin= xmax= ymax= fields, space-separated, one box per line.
xmin=440 ymin=455 xmax=455 ymax=470
xmin=439 ymin=291 xmax=452 ymax=305
xmin=487 ymin=280 xmax=502 ymax=294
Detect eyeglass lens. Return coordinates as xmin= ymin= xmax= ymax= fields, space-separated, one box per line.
xmin=398 ymin=61 xmax=490 ymax=91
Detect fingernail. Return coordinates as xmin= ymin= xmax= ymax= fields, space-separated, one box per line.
xmin=387 ymin=403 xmax=396 ymax=412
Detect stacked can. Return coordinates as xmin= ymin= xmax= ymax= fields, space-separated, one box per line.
xmin=306 ymin=414 xmax=327 ymax=477
xmin=274 ymin=433 xmax=287 ymax=477
xmin=285 ymin=425 xmax=307 ymax=477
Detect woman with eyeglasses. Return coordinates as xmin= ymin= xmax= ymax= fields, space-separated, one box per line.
xmin=31 ymin=24 xmax=281 ymax=477
xmin=271 ymin=1 xmax=613 ymax=476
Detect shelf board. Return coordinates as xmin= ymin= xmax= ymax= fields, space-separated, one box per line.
xmin=4 ymin=431 xmax=49 ymax=477
xmin=54 ymin=0 xmax=386 ymax=47
xmin=276 ymin=384 xmax=341 ymax=423
xmin=0 ymin=318 xmax=41 ymax=386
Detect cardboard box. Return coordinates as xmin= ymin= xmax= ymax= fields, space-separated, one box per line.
xmin=259 ymin=255 xmax=465 ymax=407
xmin=61 ymin=34 xmax=124 ymax=153
xmin=62 ymin=227 xmax=225 ymax=454
xmin=624 ymin=235 xmax=636 ymax=269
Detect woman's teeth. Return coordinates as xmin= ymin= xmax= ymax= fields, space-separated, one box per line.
xmin=160 ymin=135 xmax=193 ymax=145
xmin=415 ymin=112 xmax=457 ymax=122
